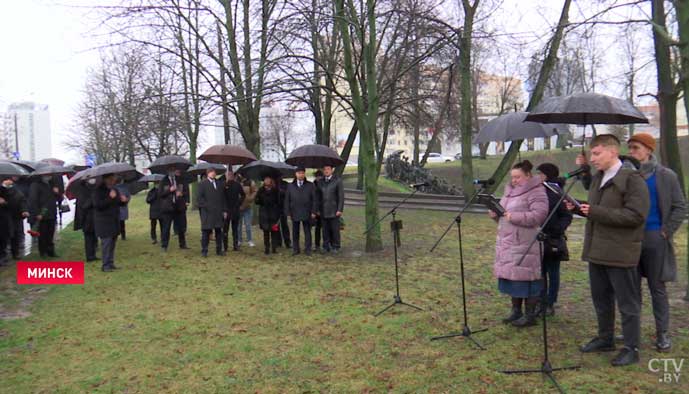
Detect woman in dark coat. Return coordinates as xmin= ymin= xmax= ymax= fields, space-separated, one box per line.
xmin=146 ymin=183 xmax=162 ymax=244
xmin=255 ymin=176 xmax=282 ymax=255
xmin=536 ymin=163 xmax=573 ymax=317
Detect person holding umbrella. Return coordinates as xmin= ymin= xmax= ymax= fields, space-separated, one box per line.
xmin=0 ymin=178 xmax=20 ymax=265
xmin=158 ymin=167 xmax=190 ymax=251
xmin=115 ymin=179 xmax=131 ymax=241
xmin=284 ymin=167 xmax=317 ymax=256
xmin=73 ymin=178 xmax=99 ymax=262
xmin=29 ymin=174 xmax=62 ymax=258
xmin=223 ymin=169 xmax=245 ymax=252
xmin=197 ymin=167 xmax=228 ymax=257
xmin=255 ymin=176 xmax=282 ymax=255
xmin=93 ymin=174 xmax=129 ymax=272
xmin=4 ymin=177 xmax=30 ymax=261
xmin=312 ymin=170 xmax=324 ymax=253
xmin=316 ymin=165 xmax=344 ymax=254
xmin=143 ymin=175 xmax=164 ymax=244
xmin=276 ymin=175 xmax=292 ymax=249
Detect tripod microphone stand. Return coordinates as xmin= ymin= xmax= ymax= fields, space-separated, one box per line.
xmin=500 ymin=177 xmax=582 ymax=394
xmin=428 ymin=186 xmax=487 ymax=349
xmin=364 ymin=187 xmax=423 ymax=317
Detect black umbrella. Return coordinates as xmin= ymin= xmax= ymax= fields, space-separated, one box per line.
xmin=148 ymin=155 xmax=192 ymax=174
xmin=85 ymin=162 xmax=141 ymax=183
xmin=285 ymin=144 xmax=344 ymax=168
xmin=138 ymin=173 xmax=166 ymax=183
xmin=39 ymin=158 xmax=66 ymax=166
xmin=31 ymin=164 xmax=75 ymax=177
xmin=237 ymin=160 xmax=297 ymax=181
xmin=186 ymin=162 xmax=227 ymax=177
xmin=65 ymin=168 xmax=94 ymax=198
xmin=474 ymin=112 xmax=569 ymax=144
xmin=8 ymin=160 xmax=39 ymax=172
xmin=524 ymin=92 xmax=649 ymax=125
xmin=124 ymin=180 xmax=148 ymax=195
xmin=198 ymin=144 xmax=257 ymax=165
xmin=0 ymin=161 xmax=31 ymax=177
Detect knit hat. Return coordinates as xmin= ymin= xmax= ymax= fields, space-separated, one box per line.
xmin=536 ymin=163 xmax=559 ymax=180
xmin=628 ymin=133 xmax=656 ymax=152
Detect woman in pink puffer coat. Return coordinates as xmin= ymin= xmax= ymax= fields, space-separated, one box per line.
xmin=490 ymin=160 xmax=548 ymax=327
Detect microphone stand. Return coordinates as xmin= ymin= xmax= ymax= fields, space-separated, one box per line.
xmin=365 ymin=187 xmax=423 ymax=317
xmin=500 ymin=176 xmax=582 ymax=394
xmin=428 ymin=185 xmax=487 ymax=349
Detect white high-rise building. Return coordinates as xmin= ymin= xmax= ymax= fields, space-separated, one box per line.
xmin=6 ymin=102 xmax=52 ymax=161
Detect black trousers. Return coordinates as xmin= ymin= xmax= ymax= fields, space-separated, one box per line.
xmin=160 ymin=211 xmax=187 ymax=248
xmin=0 ymin=233 xmax=8 ymax=262
xmin=201 ymin=228 xmax=223 ymax=254
xmin=38 ymin=220 xmax=56 ymax=256
xmin=222 ymin=216 xmax=240 ymax=251
xmin=278 ymin=214 xmax=291 ymax=246
xmin=639 ymin=230 xmax=670 ymax=335
xmin=150 ymin=219 xmax=159 ymax=241
xmin=314 ymin=218 xmax=322 ymax=248
xmin=119 ymin=220 xmax=126 ymax=240
xmin=10 ymin=217 xmax=25 ymax=258
xmin=588 ymin=262 xmax=641 ymax=349
xmin=84 ymin=230 xmax=98 ymax=261
xmin=263 ymin=229 xmax=281 ymax=252
xmin=291 ymin=220 xmax=312 ymax=252
xmin=322 ymin=217 xmax=341 ymax=251
xmin=100 ymin=236 xmax=117 ymax=269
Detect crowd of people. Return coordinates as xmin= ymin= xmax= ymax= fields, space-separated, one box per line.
xmin=490 ymin=133 xmax=686 ymax=367
xmin=70 ymin=164 xmax=345 ymax=270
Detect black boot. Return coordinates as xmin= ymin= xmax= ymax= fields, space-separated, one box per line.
xmin=656 ymin=332 xmax=671 ymax=352
xmin=512 ymin=298 xmax=538 ymax=327
xmin=502 ymin=298 xmax=523 ymax=324
xmin=179 ymin=233 xmax=189 ymax=249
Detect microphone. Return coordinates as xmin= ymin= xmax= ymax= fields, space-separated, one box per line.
xmin=410 ymin=182 xmax=430 ymax=188
xmin=472 ymin=178 xmax=495 ymax=186
xmin=563 ymin=164 xmax=590 ymax=179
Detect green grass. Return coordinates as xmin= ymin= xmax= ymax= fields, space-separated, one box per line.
xmin=1 ymin=195 xmax=688 ymax=393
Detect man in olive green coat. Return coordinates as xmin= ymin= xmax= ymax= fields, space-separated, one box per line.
xmin=567 ymin=134 xmax=650 ymax=367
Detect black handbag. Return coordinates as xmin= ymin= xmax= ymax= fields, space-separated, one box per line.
xmin=544 ymin=235 xmax=569 ymax=261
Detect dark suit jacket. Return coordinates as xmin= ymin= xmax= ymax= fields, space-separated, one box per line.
xmin=223 ymin=180 xmax=246 ymax=219
xmin=316 ymin=175 xmax=344 ymax=219
xmin=74 ymin=188 xmax=96 ymax=233
xmin=146 ymin=187 xmax=162 ymax=219
xmin=93 ymin=184 xmax=124 ymax=238
xmin=197 ymin=178 xmax=227 ymax=230
xmin=255 ymin=186 xmax=281 ymax=230
xmin=29 ymin=180 xmax=57 ymax=223
xmin=284 ymin=180 xmax=316 ymax=222
xmin=158 ymin=175 xmax=189 ymax=213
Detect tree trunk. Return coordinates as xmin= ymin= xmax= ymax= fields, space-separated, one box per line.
xmin=671 ymin=0 xmax=689 ymax=300
xmin=485 ymin=0 xmax=572 ymax=194
xmin=459 ymin=0 xmax=479 ymax=200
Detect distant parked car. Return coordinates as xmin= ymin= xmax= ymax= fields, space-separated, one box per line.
xmin=426 ymin=152 xmax=454 ymax=163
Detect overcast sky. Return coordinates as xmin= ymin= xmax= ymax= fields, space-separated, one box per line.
xmin=0 ymin=0 xmax=656 ymax=164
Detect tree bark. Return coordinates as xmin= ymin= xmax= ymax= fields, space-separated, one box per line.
xmin=458 ymin=0 xmax=479 ymax=200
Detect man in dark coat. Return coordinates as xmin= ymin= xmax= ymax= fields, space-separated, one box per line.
xmin=158 ymin=168 xmax=190 ymax=251
xmin=29 ymin=175 xmax=60 ymax=258
xmin=312 ymin=170 xmax=324 ymax=252
xmin=5 ymin=176 xmax=29 ymax=260
xmin=316 ymin=165 xmax=344 ymax=253
xmin=284 ymin=167 xmax=317 ymax=256
xmin=93 ymin=174 xmax=128 ymax=272
xmin=73 ymin=178 xmax=98 ymax=262
xmin=146 ymin=183 xmax=162 ymax=244
xmin=223 ymin=170 xmax=245 ymax=252
xmin=625 ymin=133 xmax=687 ymax=352
xmin=567 ymin=135 xmax=649 ymax=367
xmin=0 ymin=179 xmax=15 ymax=265
xmin=255 ymin=176 xmax=281 ymax=254
xmin=197 ymin=168 xmax=227 ymax=257
xmin=276 ymin=176 xmax=292 ymax=249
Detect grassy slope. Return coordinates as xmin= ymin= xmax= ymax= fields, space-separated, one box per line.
xmin=0 ymin=195 xmax=687 ymax=393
